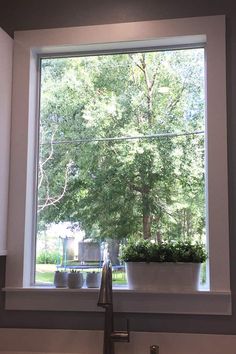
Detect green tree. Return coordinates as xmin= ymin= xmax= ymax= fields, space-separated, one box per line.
xmin=37 ymin=48 xmax=205 ymax=245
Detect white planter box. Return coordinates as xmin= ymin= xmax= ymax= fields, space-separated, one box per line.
xmin=125 ymin=262 xmax=201 ymax=292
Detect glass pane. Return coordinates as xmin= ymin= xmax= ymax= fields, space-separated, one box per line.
xmin=35 ymin=48 xmax=205 ymax=287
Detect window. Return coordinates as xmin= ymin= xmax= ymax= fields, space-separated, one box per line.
xmin=36 ymin=48 xmax=206 ymax=287
xmin=5 ymin=16 xmax=231 ymax=314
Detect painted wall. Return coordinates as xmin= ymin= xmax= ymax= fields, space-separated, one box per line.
xmin=0 ymin=0 xmax=236 ymax=334
xmin=1 ymin=329 xmax=236 ymax=354
xmin=0 ymin=28 xmax=12 ymax=255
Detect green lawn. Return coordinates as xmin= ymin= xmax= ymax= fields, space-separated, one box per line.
xmin=35 ymin=264 xmax=55 ymax=284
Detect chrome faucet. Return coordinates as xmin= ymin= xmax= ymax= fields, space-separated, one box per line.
xmin=97 ymin=259 xmax=129 ymax=354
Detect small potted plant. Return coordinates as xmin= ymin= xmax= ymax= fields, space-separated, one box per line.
xmin=68 ymin=270 xmax=84 ymax=289
xmin=120 ymin=239 xmax=207 ymax=292
xmin=86 ymin=271 xmax=102 ymax=288
xmin=54 ymin=270 xmax=68 ymax=288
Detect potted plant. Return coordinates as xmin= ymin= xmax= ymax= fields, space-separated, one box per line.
xmin=54 ymin=270 xmax=68 ymax=288
xmin=86 ymin=271 xmax=102 ymax=288
xmin=120 ymin=239 xmax=207 ymax=292
xmin=68 ymin=270 xmax=84 ymax=289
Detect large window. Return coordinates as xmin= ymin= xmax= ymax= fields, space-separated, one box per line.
xmin=5 ymin=16 xmax=230 ymax=314
xmin=36 ymin=48 xmax=205 ymax=286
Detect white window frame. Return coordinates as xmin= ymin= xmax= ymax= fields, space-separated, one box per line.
xmin=5 ymin=15 xmax=231 ymax=314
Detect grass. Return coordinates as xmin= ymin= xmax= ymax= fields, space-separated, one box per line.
xmin=35 ymin=264 xmax=56 ymax=284
xmin=35 ymin=264 xmax=127 ymax=286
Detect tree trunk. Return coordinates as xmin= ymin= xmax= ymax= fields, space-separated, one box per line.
xmin=143 ymin=214 xmax=152 ymax=239
xmin=107 ymin=239 xmax=120 ymax=265
xmin=142 ymin=192 xmax=152 ymax=239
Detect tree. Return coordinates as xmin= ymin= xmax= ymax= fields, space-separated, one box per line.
xmin=37 ymin=48 xmax=205 ymax=245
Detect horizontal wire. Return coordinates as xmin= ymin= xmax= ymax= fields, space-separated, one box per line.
xmin=40 ymin=130 xmax=204 ymax=146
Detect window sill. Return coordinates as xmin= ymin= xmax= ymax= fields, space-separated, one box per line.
xmin=3 ymin=287 xmax=231 ymax=315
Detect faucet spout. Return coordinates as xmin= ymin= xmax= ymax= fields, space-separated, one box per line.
xmin=97 ymin=258 xmax=129 ymax=354
xmin=97 ymin=259 xmax=113 ymax=307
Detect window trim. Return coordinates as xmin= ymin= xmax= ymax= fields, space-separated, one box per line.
xmin=5 ymin=15 xmax=231 ymax=313
xmin=4 ymin=287 xmax=231 ymax=315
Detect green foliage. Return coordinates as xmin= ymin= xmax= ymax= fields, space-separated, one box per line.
xmin=36 ymin=251 xmax=59 ymax=264
xmin=37 ymin=48 xmax=205 ymax=244
xmin=120 ymin=238 xmax=207 ymax=263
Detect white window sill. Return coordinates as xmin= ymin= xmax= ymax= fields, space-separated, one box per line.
xmin=3 ymin=287 xmax=231 ymax=315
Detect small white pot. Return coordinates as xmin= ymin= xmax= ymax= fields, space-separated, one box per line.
xmin=125 ymin=262 xmax=201 ymax=292
xmin=68 ymin=272 xmax=84 ymax=289
xmin=54 ymin=271 xmax=68 ymax=288
xmin=86 ymin=272 xmax=101 ymax=288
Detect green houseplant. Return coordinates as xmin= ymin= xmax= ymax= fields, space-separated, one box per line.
xmin=121 ymin=239 xmax=207 ymax=292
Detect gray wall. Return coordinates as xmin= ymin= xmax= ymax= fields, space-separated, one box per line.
xmin=0 ymin=0 xmax=236 ymax=334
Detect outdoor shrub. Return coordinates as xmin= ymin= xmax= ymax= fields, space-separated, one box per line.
xmin=36 ymin=251 xmax=60 ymax=264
